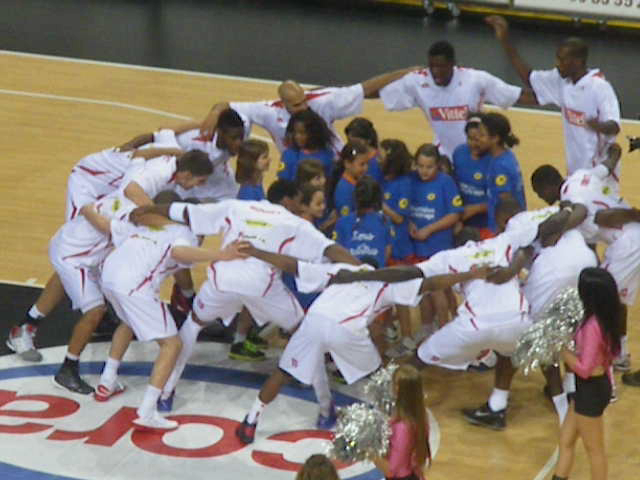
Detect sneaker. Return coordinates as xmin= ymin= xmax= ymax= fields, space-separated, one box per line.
xmin=467 ymin=351 xmax=497 ymax=373
xmin=613 ymin=354 xmax=631 ymax=372
xmin=246 ymin=331 xmax=268 ymax=350
xmin=133 ymin=411 xmax=178 ymax=431
xmin=330 ymin=369 xmax=347 ymax=385
xmin=6 ymin=325 xmax=42 ymax=362
xmin=462 ymin=403 xmax=506 ymax=431
xmin=94 ymin=381 xmax=126 ymax=402
xmin=235 ymin=415 xmax=257 ymax=444
xmin=385 ymin=324 xmax=399 ymax=343
xmin=53 ymin=366 xmax=94 ymax=395
xmin=157 ymin=390 xmax=175 ymax=412
xmin=622 ymin=370 xmax=640 ymax=387
xmin=229 ymin=341 xmax=266 ymax=361
xmin=316 ymin=403 xmax=337 ymax=430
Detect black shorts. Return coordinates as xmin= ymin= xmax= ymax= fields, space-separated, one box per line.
xmin=574 ymin=374 xmax=611 ymax=417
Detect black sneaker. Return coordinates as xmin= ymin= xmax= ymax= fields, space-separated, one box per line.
xmin=246 ymin=331 xmax=268 ymax=350
xmin=229 ymin=341 xmax=266 ymax=362
xmin=462 ymin=403 xmax=506 ymax=431
xmin=53 ymin=366 xmax=94 ymax=395
xmin=235 ymin=415 xmax=257 ymax=444
xmin=622 ymin=370 xmax=640 ymax=387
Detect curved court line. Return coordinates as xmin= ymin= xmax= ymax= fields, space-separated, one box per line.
xmin=533 ymin=446 xmax=559 ymax=480
xmin=0 ymin=87 xmax=274 ymax=145
xmin=2 ymin=49 xmax=639 ymax=125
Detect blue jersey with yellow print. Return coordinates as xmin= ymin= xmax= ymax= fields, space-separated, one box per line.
xmin=334 ymin=175 xmax=357 ymax=218
xmin=277 ymin=147 xmax=334 ymax=182
xmin=487 ymin=149 xmax=526 ymax=232
xmin=383 ymin=174 xmax=413 ymax=260
xmin=409 ymin=171 xmax=464 ymax=258
xmin=452 ymin=143 xmax=490 ymax=229
xmin=333 ymin=211 xmax=392 ymax=268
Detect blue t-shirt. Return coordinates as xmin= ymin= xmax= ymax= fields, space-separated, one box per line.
xmin=409 ymin=171 xmax=463 ymax=258
xmin=486 ymin=149 xmax=526 ymax=232
xmin=366 ymin=153 xmax=384 ymax=184
xmin=452 ymin=143 xmax=490 ymax=229
xmin=236 ymin=183 xmax=265 ymax=201
xmin=282 ymin=273 xmax=319 ymax=311
xmin=278 ymin=148 xmax=334 ymax=182
xmin=383 ymin=175 xmax=413 ymax=260
xmin=334 ymin=211 xmax=392 ymax=268
xmin=334 ymin=175 xmax=356 ymax=218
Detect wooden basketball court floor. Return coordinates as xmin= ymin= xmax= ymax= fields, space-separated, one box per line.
xmin=1 ymin=50 xmax=639 ymax=479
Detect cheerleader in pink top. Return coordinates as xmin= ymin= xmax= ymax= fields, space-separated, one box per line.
xmin=553 ymin=267 xmax=621 ymax=480
xmin=373 ymin=365 xmax=431 ymax=480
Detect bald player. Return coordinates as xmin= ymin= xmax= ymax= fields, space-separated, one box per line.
xmin=199 ymin=68 xmax=415 ymax=153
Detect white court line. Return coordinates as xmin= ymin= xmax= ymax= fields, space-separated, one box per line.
xmin=0 ymin=278 xmax=44 ymax=288
xmin=533 ymin=447 xmax=559 ymax=480
xmin=0 ymin=88 xmax=273 ymax=145
xmin=2 ymin=49 xmax=639 ymax=125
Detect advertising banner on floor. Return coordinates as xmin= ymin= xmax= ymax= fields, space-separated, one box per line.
xmin=514 ymin=0 xmax=640 ymax=20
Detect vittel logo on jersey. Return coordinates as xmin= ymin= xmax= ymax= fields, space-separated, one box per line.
xmin=563 ymin=108 xmax=586 ymax=127
xmin=429 ymin=106 xmax=469 ymax=121
xmin=0 ymin=359 xmax=378 ymax=480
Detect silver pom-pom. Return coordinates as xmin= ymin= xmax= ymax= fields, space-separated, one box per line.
xmin=513 ymin=287 xmax=584 ymax=374
xmin=364 ymin=362 xmax=399 ymax=415
xmin=328 ymin=403 xmax=391 ymax=463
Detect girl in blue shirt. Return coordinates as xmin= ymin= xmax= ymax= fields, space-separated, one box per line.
xmin=344 ymin=117 xmax=384 ymax=184
xmin=451 ymin=117 xmax=492 ymax=237
xmin=329 ymin=140 xmax=369 ymax=222
xmin=236 ymin=139 xmax=270 ymax=201
xmin=333 ymin=175 xmax=392 ymax=268
xmin=476 ymin=112 xmax=526 ymax=233
xmin=278 ymin=109 xmax=335 ymax=182
xmin=295 ymin=159 xmax=334 ymax=234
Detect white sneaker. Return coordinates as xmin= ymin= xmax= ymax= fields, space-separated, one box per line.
xmin=133 ymin=411 xmax=178 ymax=431
xmin=385 ymin=324 xmax=399 ymax=343
xmin=94 ymin=381 xmax=126 ymax=402
xmin=6 ymin=325 xmax=42 ymax=362
xmin=613 ymin=354 xmax=631 ymax=372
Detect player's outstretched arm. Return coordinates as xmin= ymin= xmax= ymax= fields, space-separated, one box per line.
xmin=485 ymin=248 xmax=533 ymax=285
xmin=485 ymin=15 xmax=534 ymax=89
xmin=123 ymin=181 xmax=154 ymax=207
xmin=361 ymin=66 xmax=420 ymax=98
xmin=241 ymin=244 xmax=300 ymax=275
xmin=601 ymin=142 xmax=622 ymax=175
xmin=200 ymin=102 xmax=231 ymax=140
xmin=323 ymin=244 xmax=362 ymax=266
xmin=595 ymin=207 xmax=640 ymax=229
xmin=331 ymin=265 xmax=424 ymax=285
xmin=171 ymin=240 xmax=250 ymax=265
xmin=537 ymin=205 xmax=587 ymax=247
xmin=130 ymin=204 xmax=172 ymax=225
xmin=131 ymin=147 xmax=184 ymax=160
xmin=421 ymin=266 xmax=491 ymax=293
xmin=117 ymin=133 xmax=154 ymax=152
xmin=80 ymin=204 xmax=112 ymax=235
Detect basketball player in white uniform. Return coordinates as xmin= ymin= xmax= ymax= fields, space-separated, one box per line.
xmin=199 ymin=68 xmax=413 ymax=153
xmin=84 ymin=196 xmax=248 ymax=430
xmin=532 ymin=143 xmax=638 ymax=373
xmin=233 ymin=246 xmax=487 ymax=444
xmin=379 ymin=40 xmax=532 ymax=158
xmin=6 ymin=133 xmax=185 ymax=362
xmin=487 ymin=16 xmax=621 ymax=186
xmin=131 ymin=180 xmax=360 ymax=410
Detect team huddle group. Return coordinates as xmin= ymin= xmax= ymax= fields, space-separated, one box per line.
xmin=5 ymin=14 xmax=640 ymax=480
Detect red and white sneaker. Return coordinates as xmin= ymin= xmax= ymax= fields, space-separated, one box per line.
xmin=133 ymin=411 xmax=178 ymax=431
xmin=94 ymin=381 xmax=126 ymax=402
xmin=6 ymin=325 xmax=42 ymax=362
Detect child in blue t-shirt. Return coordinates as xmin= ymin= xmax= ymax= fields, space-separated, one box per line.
xmin=344 ymin=117 xmax=384 ymax=184
xmin=235 ymin=139 xmax=270 ymax=201
xmin=329 ymin=140 xmax=370 ymax=221
xmin=409 ymin=144 xmax=464 ymax=260
xmin=278 ymin=109 xmax=334 ymax=182
xmin=333 ymin=176 xmax=392 ymax=268
xmin=452 ymin=117 xmax=492 ymax=236
xmin=477 ymin=113 xmax=526 ymax=232
xmin=379 ymin=139 xmax=414 ymax=263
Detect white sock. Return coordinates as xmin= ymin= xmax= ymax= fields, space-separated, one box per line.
xmin=552 ymin=393 xmax=569 ymax=425
xmin=162 ymin=314 xmax=202 ymax=396
xmin=488 ymin=388 xmax=509 ymax=412
xmin=233 ymin=331 xmax=247 ymax=344
xmin=29 ymin=305 xmax=45 ymax=319
xmin=138 ymin=385 xmax=161 ymax=418
xmin=620 ymin=335 xmax=629 ymax=357
xmin=100 ymin=357 xmax=120 ymax=387
xmin=65 ymin=352 xmax=79 ymax=361
xmin=563 ymin=372 xmax=576 ymax=394
xmin=311 ymin=368 xmax=333 ymax=417
xmin=247 ymin=397 xmax=266 ymax=424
